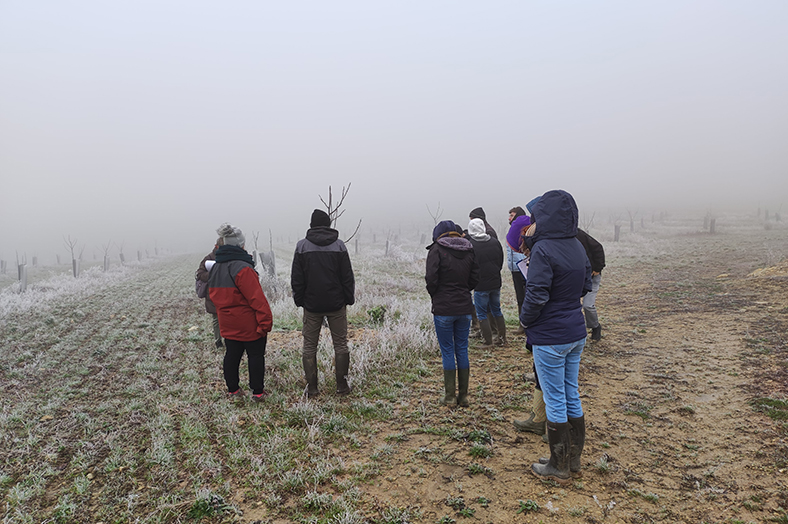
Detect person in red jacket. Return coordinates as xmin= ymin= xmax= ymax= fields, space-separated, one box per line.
xmin=208 ymin=224 xmax=273 ymax=402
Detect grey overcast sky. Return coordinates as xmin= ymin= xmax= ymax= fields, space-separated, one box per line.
xmin=1 ymin=1 xmax=786 ymax=255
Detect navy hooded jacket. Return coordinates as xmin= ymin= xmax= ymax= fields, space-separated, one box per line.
xmin=520 ymin=190 xmax=592 ymax=345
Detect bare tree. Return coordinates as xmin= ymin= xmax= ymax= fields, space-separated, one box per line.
xmin=610 ymin=213 xmax=622 ymax=242
xmin=426 ymin=202 xmax=444 ymax=225
xmin=115 ymin=241 xmax=126 ymax=265
xmin=319 ymin=184 xmax=362 ymax=242
xmin=626 ymin=209 xmax=638 ymax=233
xmin=579 ymin=212 xmax=595 ymax=231
xmin=63 ymin=235 xmax=81 ymax=277
xmin=102 ymin=240 xmax=112 ymax=272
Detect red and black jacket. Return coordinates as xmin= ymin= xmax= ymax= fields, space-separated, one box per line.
xmin=208 ymin=246 xmax=273 ymax=341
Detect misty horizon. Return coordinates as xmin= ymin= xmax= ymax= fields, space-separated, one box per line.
xmin=2 ymin=2 xmax=786 ymax=256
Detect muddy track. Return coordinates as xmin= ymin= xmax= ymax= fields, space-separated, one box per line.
xmin=348 ymin=236 xmax=788 ymax=524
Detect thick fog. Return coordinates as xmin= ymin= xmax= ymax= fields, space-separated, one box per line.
xmin=1 ymin=2 xmax=786 ymax=258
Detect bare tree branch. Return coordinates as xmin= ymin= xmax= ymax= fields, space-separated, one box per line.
xmin=426 ymin=202 xmax=443 ymax=225
xmin=343 ymin=219 xmax=363 ymax=243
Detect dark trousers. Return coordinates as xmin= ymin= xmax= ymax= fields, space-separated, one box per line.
xmin=511 ymin=271 xmax=526 ymax=315
xmin=224 ymin=336 xmax=267 ymax=395
xmin=302 ymin=306 xmax=348 ymax=358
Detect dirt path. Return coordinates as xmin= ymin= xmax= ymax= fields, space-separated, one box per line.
xmin=351 ymin=232 xmax=788 ymax=523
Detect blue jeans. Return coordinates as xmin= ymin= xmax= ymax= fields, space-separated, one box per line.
xmin=433 ymin=315 xmax=471 ymax=370
xmin=533 ymin=338 xmax=586 ymax=423
xmin=473 ymin=289 xmax=503 ymax=320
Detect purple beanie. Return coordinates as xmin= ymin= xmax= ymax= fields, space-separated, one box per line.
xmin=506 ymin=215 xmax=531 ymax=251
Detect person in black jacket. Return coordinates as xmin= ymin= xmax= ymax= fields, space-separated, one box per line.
xmin=425 ymin=220 xmax=479 ymax=407
xmin=576 ymin=229 xmax=605 ymax=341
xmin=291 ymin=209 xmax=356 ymax=397
xmin=467 ymin=218 xmax=506 ymax=346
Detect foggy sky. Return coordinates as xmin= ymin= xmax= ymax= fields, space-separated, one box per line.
xmin=1 ymin=1 xmax=786 ymax=256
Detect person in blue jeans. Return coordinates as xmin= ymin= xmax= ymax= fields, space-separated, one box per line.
xmin=467 ymin=218 xmax=505 ymax=346
xmin=520 ymin=190 xmax=592 ymax=484
xmin=425 ymin=220 xmax=479 ymax=407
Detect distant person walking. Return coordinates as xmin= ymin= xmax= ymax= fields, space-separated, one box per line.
xmin=576 ymin=229 xmax=605 ymax=341
xmin=426 ymin=220 xmax=479 ymax=407
xmin=291 ymin=209 xmax=356 ymax=397
xmin=208 ymin=224 xmax=273 ymax=402
xmin=520 ymin=190 xmax=591 ymax=484
xmin=467 ymin=218 xmax=506 ymax=346
xmin=196 ymin=237 xmax=224 ymax=349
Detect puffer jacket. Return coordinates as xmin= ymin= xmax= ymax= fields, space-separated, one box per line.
xmin=291 ymin=226 xmax=355 ymax=313
xmin=468 ymin=235 xmax=503 ymax=292
xmin=520 ymin=190 xmax=591 ymax=345
xmin=425 ymin=235 xmax=480 ymax=315
xmin=208 ymin=245 xmax=273 ymax=341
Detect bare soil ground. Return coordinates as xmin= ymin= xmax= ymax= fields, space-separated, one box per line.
xmin=276 ymin=227 xmax=788 ymax=523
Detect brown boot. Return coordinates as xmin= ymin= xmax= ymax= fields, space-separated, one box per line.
xmin=335 ymin=353 xmax=352 ymax=396
xmin=302 ymin=355 xmax=319 ymax=398
xmin=494 ymin=316 xmax=507 ymax=346
xmin=513 ymin=389 xmax=546 ymax=434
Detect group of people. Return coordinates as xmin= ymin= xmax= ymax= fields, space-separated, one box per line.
xmin=195 ymin=210 xmax=356 ymax=402
xmin=195 ymin=192 xmax=605 ymax=484
xmin=426 ymin=190 xmax=605 ymax=484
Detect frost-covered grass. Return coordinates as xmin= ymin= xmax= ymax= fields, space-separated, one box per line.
xmin=0 ymin=245 xmax=438 ymax=522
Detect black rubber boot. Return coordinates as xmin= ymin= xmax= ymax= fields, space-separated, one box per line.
xmin=531 ymin=421 xmax=571 ymax=485
xmin=538 ymin=416 xmax=585 ymax=476
xmin=494 ymin=316 xmax=507 ymax=346
xmin=302 ymin=356 xmax=319 ymax=398
xmin=441 ymin=369 xmax=456 ymax=406
xmin=335 ymin=353 xmax=352 ymax=396
xmin=568 ymin=415 xmax=585 ymax=475
xmin=457 ymin=368 xmax=470 ymax=407
xmin=479 ymin=319 xmax=493 ymax=347
xmin=591 ymin=325 xmax=602 ymax=341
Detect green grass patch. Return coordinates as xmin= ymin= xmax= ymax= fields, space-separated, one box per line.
xmin=752 ymin=397 xmax=788 ymax=421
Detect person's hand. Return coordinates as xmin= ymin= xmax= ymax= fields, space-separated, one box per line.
xmin=592 ymin=271 xmax=600 ymax=276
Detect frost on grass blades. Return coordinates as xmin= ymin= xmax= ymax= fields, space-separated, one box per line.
xmin=0 ymin=238 xmax=441 ymax=522
xmin=0 ymin=259 xmax=150 ymax=318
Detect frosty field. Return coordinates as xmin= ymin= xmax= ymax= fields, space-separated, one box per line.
xmin=1 ymin=212 xmax=787 ymax=524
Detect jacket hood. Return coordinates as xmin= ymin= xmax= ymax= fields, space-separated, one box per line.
xmin=436 ymin=236 xmax=473 ymax=256
xmin=530 ymin=190 xmax=578 ymax=241
xmin=306 ymin=226 xmax=340 ymax=246
xmin=468 ymin=218 xmax=489 ymax=241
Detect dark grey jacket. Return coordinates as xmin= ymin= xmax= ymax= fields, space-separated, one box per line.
xmin=291 ymin=227 xmax=355 ymax=313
